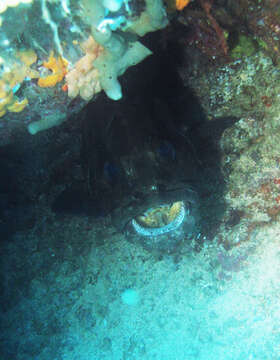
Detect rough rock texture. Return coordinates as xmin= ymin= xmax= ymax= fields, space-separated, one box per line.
xmin=2 ymin=1 xmax=280 ymax=359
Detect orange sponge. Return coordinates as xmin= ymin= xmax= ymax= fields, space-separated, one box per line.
xmin=38 ymin=51 xmax=68 ymax=88
xmin=176 ymin=0 xmax=190 ymax=11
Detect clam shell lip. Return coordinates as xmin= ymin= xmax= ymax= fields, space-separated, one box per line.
xmin=131 ymin=202 xmax=186 ymax=237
